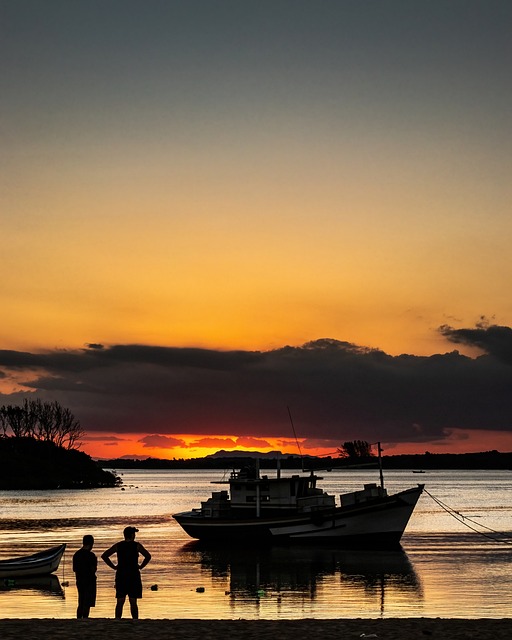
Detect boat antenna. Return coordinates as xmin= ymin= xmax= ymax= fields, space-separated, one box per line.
xmin=376 ymin=441 xmax=384 ymax=489
xmin=287 ymin=406 xmax=304 ymax=471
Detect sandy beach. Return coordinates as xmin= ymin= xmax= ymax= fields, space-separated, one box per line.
xmin=0 ymin=618 xmax=510 ymax=640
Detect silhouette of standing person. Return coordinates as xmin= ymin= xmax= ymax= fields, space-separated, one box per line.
xmin=101 ymin=526 xmax=151 ymax=619
xmin=72 ymin=534 xmax=97 ymax=619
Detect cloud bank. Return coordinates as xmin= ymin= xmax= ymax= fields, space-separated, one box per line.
xmin=1 ymin=324 xmax=512 ymax=447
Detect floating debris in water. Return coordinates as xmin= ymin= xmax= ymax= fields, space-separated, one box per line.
xmin=196 ymin=586 xmax=205 ymax=593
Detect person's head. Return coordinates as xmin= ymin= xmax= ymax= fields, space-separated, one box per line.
xmin=123 ymin=526 xmax=139 ymax=540
xmin=82 ymin=534 xmax=94 ymax=549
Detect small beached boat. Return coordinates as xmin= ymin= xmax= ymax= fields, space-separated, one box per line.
xmin=173 ymin=462 xmax=424 ymax=546
xmin=0 ymin=544 xmax=66 ymax=579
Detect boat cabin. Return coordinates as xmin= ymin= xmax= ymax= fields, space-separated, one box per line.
xmin=200 ymin=467 xmax=335 ymax=518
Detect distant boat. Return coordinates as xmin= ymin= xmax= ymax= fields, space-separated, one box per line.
xmin=0 ymin=544 xmax=66 ymax=579
xmin=173 ymin=464 xmax=424 ymax=547
xmin=412 ymin=470 xmax=426 ymax=474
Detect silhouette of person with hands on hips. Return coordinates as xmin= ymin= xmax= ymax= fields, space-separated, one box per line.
xmin=101 ymin=526 xmax=152 ymax=619
xmin=73 ymin=534 xmax=97 ymax=619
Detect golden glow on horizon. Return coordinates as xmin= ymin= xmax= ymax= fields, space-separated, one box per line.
xmin=82 ymin=429 xmax=512 ymax=461
xmin=83 ymin=433 xmax=309 ymax=461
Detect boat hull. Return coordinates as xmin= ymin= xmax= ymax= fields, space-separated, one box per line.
xmin=173 ymin=486 xmax=423 ymax=546
xmin=0 ymin=544 xmax=66 ymax=579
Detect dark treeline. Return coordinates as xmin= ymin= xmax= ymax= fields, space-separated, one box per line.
xmin=100 ymin=450 xmax=512 ymax=471
xmin=381 ymin=450 xmax=512 ymax=470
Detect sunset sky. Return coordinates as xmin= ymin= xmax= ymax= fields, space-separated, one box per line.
xmin=2 ymin=1 xmax=511 ymax=459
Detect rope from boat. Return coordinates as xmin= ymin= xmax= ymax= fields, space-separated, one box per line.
xmin=424 ymin=489 xmax=512 ymax=545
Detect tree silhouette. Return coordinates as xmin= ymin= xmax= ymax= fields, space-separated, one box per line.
xmin=0 ymin=399 xmax=84 ymax=449
xmin=337 ymin=440 xmax=374 ymax=460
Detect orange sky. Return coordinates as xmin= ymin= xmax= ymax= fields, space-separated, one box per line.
xmin=3 ymin=3 xmax=511 ymax=362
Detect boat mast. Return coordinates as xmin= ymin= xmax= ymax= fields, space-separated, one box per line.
xmin=377 ymin=441 xmax=384 ymax=489
xmin=287 ymin=405 xmax=304 ymax=471
xmin=255 ymin=457 xmax=261 ymax=517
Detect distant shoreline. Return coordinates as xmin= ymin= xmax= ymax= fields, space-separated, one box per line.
xmin=0 ymin=618 xmax=511 ymax=640
xmin=98 ymin=450 xmax=512 ymax=470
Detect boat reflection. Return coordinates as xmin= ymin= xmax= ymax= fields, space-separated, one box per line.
xmin=180 ymin=542 xmax=422 ymax=613
xmin=0 ymin=574 xmax=64 ymax=597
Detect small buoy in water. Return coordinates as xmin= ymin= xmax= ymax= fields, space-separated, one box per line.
xmin=121 ymin=487 xmax=125 ymax=491
xmin=61 ymin=581 xmax=69 ymax=587
xmin=150 ymin=584 xmax=158 ymax=591
xmin=196 ymin=586 xmax=205 ymax=593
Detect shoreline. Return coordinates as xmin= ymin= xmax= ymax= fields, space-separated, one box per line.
xmin=0 ymin=618 xmax=510 ymax=640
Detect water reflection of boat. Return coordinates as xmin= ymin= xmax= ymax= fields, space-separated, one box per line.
xmin=180 ymin=541 xmax=422 ymax=610
xmin=1 ymin=574 xmax=64 ymax=596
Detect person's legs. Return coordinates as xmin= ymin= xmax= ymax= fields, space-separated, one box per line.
xmin=77 ymin=589 xmax=89 ymax=618
xmin=115 ymin=596 xmax=126 ymax=618
xmin=128 ymin=597 xmax=139 ymax=619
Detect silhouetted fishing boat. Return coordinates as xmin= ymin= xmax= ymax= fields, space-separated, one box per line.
xmin=0 ymin=544 xmax=66 ymax=578
xmin=173 ymin=462 xmax=424 ymax=546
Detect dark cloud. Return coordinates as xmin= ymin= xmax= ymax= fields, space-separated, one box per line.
xmin=300 ymin=438 xmax=342 ymax=452
xmin=83 ymin=435 xmax=128 ymax=442
xmin=236 ymin=436 xmax=272 ymax=449
xmin=190 ymin=437 xmax=237 ymax=449
xmin=139 ymin=434 xmax=186 ymax=449
xmin=87 ymin=344 xmax=262 ymax=370
xmin=439 ymin=321 xmax=512 ymax=364
xmin=1 ymin=326 xmax=512 ymax=446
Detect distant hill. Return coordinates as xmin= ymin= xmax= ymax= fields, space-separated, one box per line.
xmin=206 ymin=449 xmax=287 ymax=459
xmin=0 ymin=436 xmax=120 ymax=489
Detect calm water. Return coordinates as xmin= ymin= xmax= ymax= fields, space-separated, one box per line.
xmin=1 ymin=468 xmax=511 ymax=619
